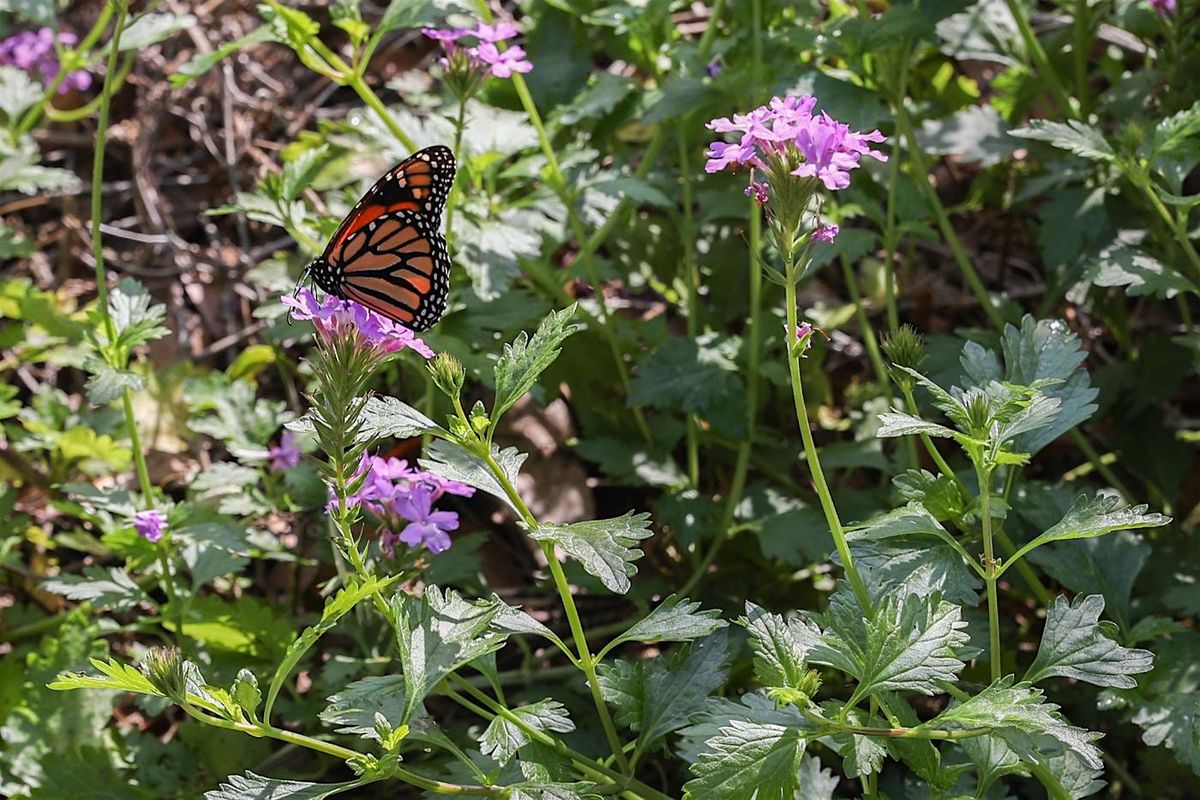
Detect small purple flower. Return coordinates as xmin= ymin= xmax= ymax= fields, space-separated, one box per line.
xmin=282 ymin=288 xmax=434 ymax=358
xmin=476 ymin=43 xmax=533 ymax=78
xmin=1148 ymin=0 xmax=1175 ymax=14
xmin=134 ymin=509 xmax=167 ymax=543
xmin=791 ymin=322 xmax=815 ymax=354
xmin=393 ymin=484 xmax=460 ymax=554
xmin=268 ymin=430 xmax=301 ymax=471
xmin=745 ymin=180 xmax=770 ymax=205
xmin=422 ymin=19 xmax=532 ymax=81
xmin=0 ymin=28 xmax=91 ymax=94
xmin=813 ymin=224 xmax=839 ymax=243
xmin=337 ymin=454 xmax=474 ymax=555
xmin=706 ymin=57 xmax=722 ymax=78
xmin=704 ymin=95 xmax=887 ymax=197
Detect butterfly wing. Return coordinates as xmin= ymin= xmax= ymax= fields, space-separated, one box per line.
xmin=333 ymin=208 xmax=450 ymax=332
xmin=322 ymin=145 xmax=455 ymax=258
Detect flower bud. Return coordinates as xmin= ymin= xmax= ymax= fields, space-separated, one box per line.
xmin=882 ymin=324 xmax=926 ymax=391
xmin=469 ymin=400 xmax=490 ymax=435
xmin=428 ymin=352 xmax=466 ymax=399
xmin=141 ymin=647 xmax=187 ymax=703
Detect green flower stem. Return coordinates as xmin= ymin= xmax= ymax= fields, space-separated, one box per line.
xmin=13 ymin=2 xmax=116 ymax=138
xmin=445 ymin=677 xmax=674 ymax=800
xmin=785 ymin=259 xmax=872 ymax=612
xmin=87 ymin=2 xmax=185 ymax=650
xmin=1072 ymin=0 xmax=1091 ymax=112
xmin=1128 ymin=171 xmax=1200 ymax=288
xmin=893 ymin=103 xmax=1005 ymax=329
xmin=346 ymin=72 xmax=418 ymax=152
xmin=182 ymin=702 xmax=501 ymax=796
xmin=797 ymin=706 xmax=992 ymax=740
xmin=45 ymin=52 xmax=136 ymax=123
xmin=975 ymin=461 xmax=1002 ymax=681
xmin=1067 ymin=429 xmax=1133 ymax=502
xmin=1001 ymin=0 xmax=1078 ymax=118
xmin=472 ymin=437 xmax=630 ymax=774
xmin=443 ymin=99 xmax=469 ymax=245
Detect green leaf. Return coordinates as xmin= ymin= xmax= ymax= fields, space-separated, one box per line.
xmin=629 ymin=334 xmax=746 ymax=437
xmin=603 ymin=596 xmax=728 ymax=655
xmin=919 ymin=676 xmax=1104 ymax=770
xmin=392 ymin=587 xmax=506 ymax=724
xmin=40 ymin=565 xmax=144 ymax=611
xmin=205 ymin=772 xmax=368 ymax=800
xmin=684 ymin=719 xmax=808 ymax=799
xmin=974 ymin=316 xmax=1100 ymax=453
xmin=960 ymin=734 xmax=1029 ymax=794
xmin=1133 ymin=693 xmax=1200 ymax=775
xmin=1025 ymin=594 xmax=1153 ymax=688
xmin=265 ymin=576 xmax=393 ymax=717
xmin=106 ymin=279 xmax=170 ymax=352
xmin=357 ymin=395 xmax=446 ymax=441
xmin=84 ymin=362 xmax=143 ymax=405
xmin=811 ymin=592 xmax=969 ymax=697
xmin=876 ymin=411 xmax=957 ymax=439
xmin=320 ymin=675 xmax=406 ymax=740
xmin=740 ymin=602 xmax=821 ymax=691
xmin=1150 ymin=100 xmax=1200 ymax=159
xmin=594 ymin=177 xmax=674 ymax=210
xmin=1010 ymin=119 xmax=1115 ymax=162
xmin=480 ymin=699 xmax=575 ymax=766
xmin=560 ymin=72 xmax=634 ymax=125
xmin=601 ymin=631 xmax=731 ymax=752
xmin=493 ymin=600 xmax=572 ymax=657
xmin=116 ymin=12 xmax=195 ymax=51
xmin=528 ymin=512 xmax=652 ymax=594
xmin=0 ymin=66 xmax=43 ymax=122
xmin=493 ymin=305 xmax=582 ymax=421
xmin=846 ymin=537 xmax=982 ymax=607
xmin=0 ymin=136 xmax=82 ymax=193
xmin=1083 ymin=242 xmax=1193 ymax=299
xmin=231 ymin=669 xmax=261 ymax=720
xmin=49 ymin=657 xmax=162 ymax=696
xmin=419 ymin=440 xmax=526 ymax=512
xmin=170 ymin=26 xmax=276 ymax=88
xmin=1000 ymin=493 xmax=1170 ymax=577
xmin=893 ymin=470 xmax=971 ymax=522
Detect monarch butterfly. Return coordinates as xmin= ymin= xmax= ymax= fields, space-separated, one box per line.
xmin=306 ymin=145 xmax=455 ymax=332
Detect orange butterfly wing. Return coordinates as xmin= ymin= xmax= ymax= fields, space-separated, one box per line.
xmin=311 ymin=145 xmax=455 ymax=332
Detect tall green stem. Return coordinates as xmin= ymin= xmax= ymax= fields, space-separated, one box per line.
xmin=1001 ymin=0 xmax=1078 ymax=117
xmin=88 ymin=3 xmax=184 ymax=648
xmin=677 ymin=131 xmax=702 ymax=486
xmin=444 ymin=99 xmax=469 ymax=245
xmin=474 ymin=438 xmax=629 ymax=773
xmin=347 ymin=73 xmax=418 ymax=152
xmin=785 ymin=260 xmax=872 ymax=612
xmin=976 ymin=462 xmax=1002 ymax=681
xmin=880 ymin=41 xmax=912 ymax=334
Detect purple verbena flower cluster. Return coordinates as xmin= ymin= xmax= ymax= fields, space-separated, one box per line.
xmin=705 ymin=95 xmax=887 ymax=193
xmin=341 ymin=455 xmax=475 ymax=554
xmin=422 ymin=20 xmax=533 ymax=79
xmin=134 ymin=509 xmax=167 ymax=543
xmin=0 ymin=28 xmax=90 ymax=94
xmin=1148 ymin=0 xmax=1175 ymax=15
xmin=282 ymin=288 xmax=433 ymax=359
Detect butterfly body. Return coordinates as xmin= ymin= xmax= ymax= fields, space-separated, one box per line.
xmin=308 ymin=145 xmax=455 ymax=332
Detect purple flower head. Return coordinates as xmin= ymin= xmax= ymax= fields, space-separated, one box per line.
xmin=282 ymin=288 xmax=433 ymax=359
xmin=422 ymin=19 xmax=531 ymax=84
xmin=268 ymin=430 xmax=301 ymax=471
xmin=706 ymin=58 xmax=722 ymax=78
xmin=337 ymin=454 xmax=475 ymax=555
xmin=813 ymin=223 xmax=839 ymax=244
xmin=392 ymin=483 xmax=459 ymax=554
xmin=134 ymin=509 xmax=167 ymax=543
xmin=0 ymin=28 xmax=91 ymax=94
xmin=1148 ymin=0 xmax=1176 ymax=14
xmin=476 ymin=43 xmax=532 ymax=78
xmin=704 ymin=95 xmax=887 ymax=198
